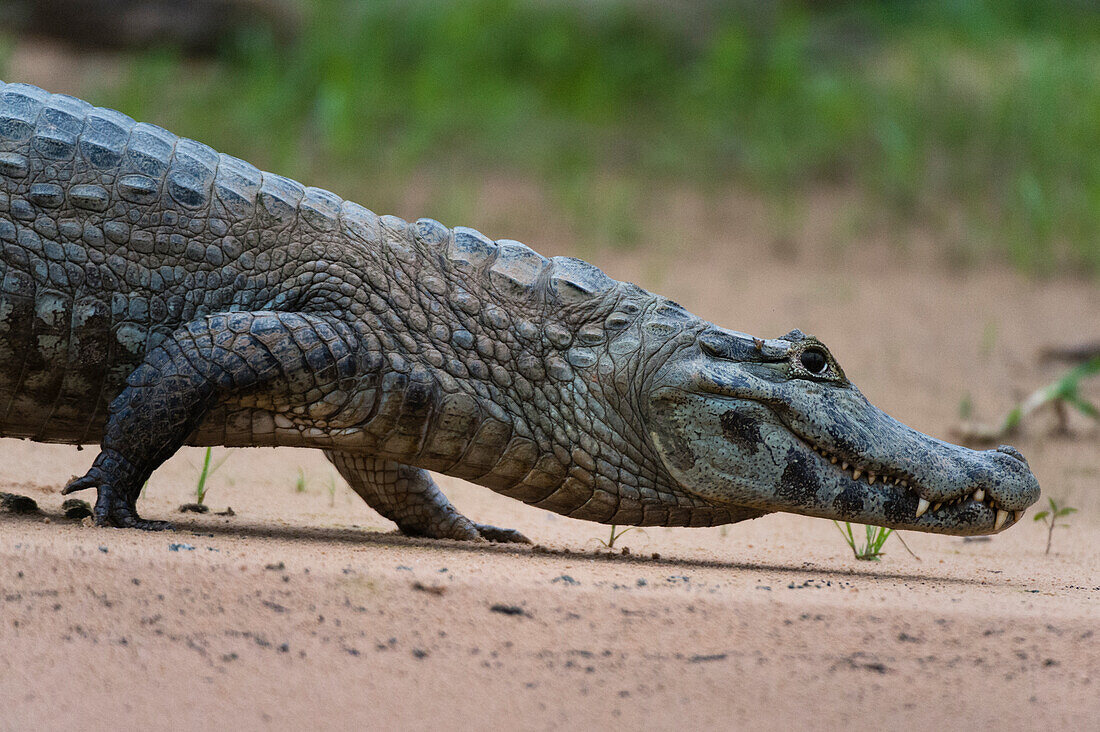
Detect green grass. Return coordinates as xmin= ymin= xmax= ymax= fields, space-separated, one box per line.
xmin=834 ymin=521 xmax=894 ymax=561
xmin=194 ymin=447 xmax=231 ymax=505
xmin=5 ymin=0 xmax=1100 ymax=271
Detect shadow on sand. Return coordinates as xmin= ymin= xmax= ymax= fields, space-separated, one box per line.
xmin=0 ymin=494 xmax=1020 ymax=588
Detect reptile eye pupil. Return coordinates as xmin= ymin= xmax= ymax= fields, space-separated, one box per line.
xmin=800 ymin=349 xmax=828 ymax=374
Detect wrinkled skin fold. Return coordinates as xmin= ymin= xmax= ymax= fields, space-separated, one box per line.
xmin=647 ymin=328 xmax=1041 ymax=535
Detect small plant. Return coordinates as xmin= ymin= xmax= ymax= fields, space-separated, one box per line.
xmin=295 ymin=468 xmax=307 ymax=493
xmin=597 ymin=524 xmax=637 ymax=550
xmin=1002 ymin=357 xmax=1099 ymax=435
xmin=1033 ymin=498 xmax=1077 ymax=555
xmin=955 ymin=357 xmax=1099 ymax=444
xmin=834 ymin=521 xmax=893 ymax=561
xmin=195 ymin=448 xmax=231 ymax=505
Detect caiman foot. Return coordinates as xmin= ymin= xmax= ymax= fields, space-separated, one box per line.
xmin=400 ymin=514 xmax=530 ymax=544
xmin=325 ymin=451 xmax=533 ymax=545
xmin=92 ymin=491 xmax=174 ymax=531
xmin=63 ymin=451 xmax=173 ymax=532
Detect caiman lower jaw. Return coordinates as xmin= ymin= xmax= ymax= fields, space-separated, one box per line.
xmin=801 ymin=440 xmax=1023 ymax=531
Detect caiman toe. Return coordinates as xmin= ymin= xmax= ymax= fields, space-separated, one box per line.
xmin=473 ymin=523 xmax=531 ymax=544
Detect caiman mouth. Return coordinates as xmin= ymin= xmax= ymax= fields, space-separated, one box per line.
xmin=789 ymin=430 xmax=1024 ymax=531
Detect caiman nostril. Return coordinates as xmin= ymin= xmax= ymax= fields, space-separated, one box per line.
xmin=996 ymin=445 xmax=1029 ymax=466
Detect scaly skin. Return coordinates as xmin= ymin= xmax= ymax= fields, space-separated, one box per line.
xmin=0 ymin=81 xmax=1040 ymax=540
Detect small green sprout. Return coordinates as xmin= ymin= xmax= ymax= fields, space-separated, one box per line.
xmin=195 ymin=447 xmax=231 ymax=505
xmin=597 ymin=524 xmax=638 ymax=550
xmin=295 ymin=468 xmax=307 ymax=493
xmin=834 ymin=521 xmax=892 ymax=561
xmin=1033 ymin=498 xmax=1077 ymax=555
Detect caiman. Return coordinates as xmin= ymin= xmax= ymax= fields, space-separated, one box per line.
xmin=0 ymin=81 xmax=1040 ymax=540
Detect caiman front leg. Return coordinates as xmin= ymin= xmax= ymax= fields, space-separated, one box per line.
xmin=325 ymin=451 xmax=530 ymax=543
xmin=64 ymin=311 xmax=358 ymax=530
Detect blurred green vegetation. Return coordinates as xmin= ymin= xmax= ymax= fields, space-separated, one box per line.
xmin=5 ymin=0 xmax=1100 ymax=273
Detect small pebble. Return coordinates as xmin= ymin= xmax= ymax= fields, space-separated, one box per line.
xmin=0 ymin=492 xmax=39 ymax=514
xmin=62 ymin=499 xmax=93 ymax=519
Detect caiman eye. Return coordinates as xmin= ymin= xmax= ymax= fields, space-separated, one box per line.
xmin=799 ymin=348 xmax=829 ymax=375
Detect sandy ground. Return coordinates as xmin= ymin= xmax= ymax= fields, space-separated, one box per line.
xmin=1 ymin=38 xmax=1099 ymax=731
xmin=1 ymin=242 xmax=1097 ymax=731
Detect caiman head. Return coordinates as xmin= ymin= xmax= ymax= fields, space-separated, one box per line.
xmin=646 ymin=327 xmax=1040 ymax=535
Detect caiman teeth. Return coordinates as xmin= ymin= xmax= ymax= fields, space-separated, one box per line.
xmin=807 ymin=440 xmax=1010 ymax=526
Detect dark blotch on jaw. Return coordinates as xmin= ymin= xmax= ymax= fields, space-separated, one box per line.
xmin=719 ymin=410 xmax=760 ymax=454
xmin=882 ymin=490 xmax=912 ymax=524
xmin=832 ymin=485 xmax=863 ymax=518
xmin=778 ymin=448 xmax=819 ymax=505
